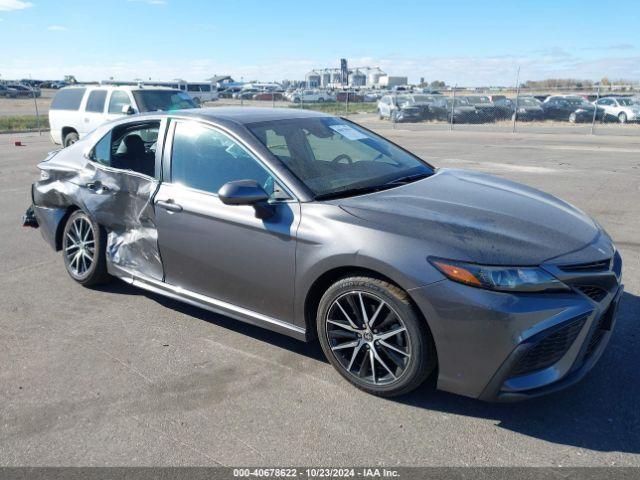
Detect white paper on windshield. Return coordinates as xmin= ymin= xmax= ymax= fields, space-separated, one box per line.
xmin=329 ymin=124 xmax=368 ymax=140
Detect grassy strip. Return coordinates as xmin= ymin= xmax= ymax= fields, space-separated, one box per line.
xmin=0 ymin=115 xmax=49 ymax=133
xmin=289 ymin=101 xmax=378 ymax=115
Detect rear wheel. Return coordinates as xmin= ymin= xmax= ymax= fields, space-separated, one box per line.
xmin=317 ymin=276 xmax=436 ymax=397
xmin=618 ymin=112 xmax=627 ymax=124
xmin=62 ymin=210 xmax=111 ymax=286
xmin=569 ymin=112 xmax=577 ymax=123
xmin=63 ymin=131 xmax=79 ymax=147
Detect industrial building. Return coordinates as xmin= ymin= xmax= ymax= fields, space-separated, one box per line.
xmin=304 ymin=66 xmax=406 ymax=88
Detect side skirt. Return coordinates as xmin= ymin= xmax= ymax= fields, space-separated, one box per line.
xmin=113 ymin=268 xmax=307 ymax=341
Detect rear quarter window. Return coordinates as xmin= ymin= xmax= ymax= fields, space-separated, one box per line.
xmin=50 ymin=88 xmax=86 ymax=111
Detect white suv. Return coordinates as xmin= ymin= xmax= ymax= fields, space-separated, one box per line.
xmin=594 ymin=96 xmax=640 ymax=123
xmin=49 ymin=85 xmax=196 ymax=146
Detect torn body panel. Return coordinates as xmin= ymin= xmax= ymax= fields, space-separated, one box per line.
xmin=31 ymin=146 xmax=164 ymax=281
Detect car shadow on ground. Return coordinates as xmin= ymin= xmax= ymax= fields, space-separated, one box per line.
xmin=97 ymin=280 xmax=640 ymax=455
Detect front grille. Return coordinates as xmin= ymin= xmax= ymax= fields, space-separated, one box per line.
xmin=510 ymin=316 xmax=586 ymax=378
xmin=560 ymin=259 xmax=611 ymax=273
xmin=576 ymin=285 xmax=608 ymax=302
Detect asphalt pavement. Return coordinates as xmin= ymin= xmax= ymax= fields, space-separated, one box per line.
xmin=1 ymin=128 xmax=638 ymax=466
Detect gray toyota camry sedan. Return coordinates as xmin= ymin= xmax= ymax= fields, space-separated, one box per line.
xmin=25 ymin=108 xmax=623 ymax=401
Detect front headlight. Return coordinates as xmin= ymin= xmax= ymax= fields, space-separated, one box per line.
xmin=429 ymin=258 xmax=569 ymax=292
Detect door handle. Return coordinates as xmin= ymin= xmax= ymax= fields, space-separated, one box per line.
xmin=156 ymin=199 xmax=183 ymax=213
xmin=85 ymin=181 xmax=109 ymax=193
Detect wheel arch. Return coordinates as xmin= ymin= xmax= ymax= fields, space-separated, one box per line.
xmin=302 ymin=265 xmax=433 ymax=342
xmin=54 ymin=204 xmax=81 ymax=250
xmin=61 ymin=126 xmax=78 ymax=140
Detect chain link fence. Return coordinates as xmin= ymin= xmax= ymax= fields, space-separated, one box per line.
xmin=1 ymin=71 xmax=638 ymax=137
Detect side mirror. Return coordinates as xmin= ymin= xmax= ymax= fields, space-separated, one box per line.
xmin=219 ymin=180 xmax=273 ymax=218
xmin=121 ymin=104 xmax=135 ymax=115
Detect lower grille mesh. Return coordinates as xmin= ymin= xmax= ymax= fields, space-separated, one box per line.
xmin=576 ymin=285 xmax=608 ymax=302
xmin=510 ymin=316 xmax=586 ymax=378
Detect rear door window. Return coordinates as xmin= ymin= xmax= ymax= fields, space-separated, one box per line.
xmin=108 ymin=90 xmax=131 ymax=114
xmin=85 ymin=90 xmax=107 ymax=113
xmin=50 ymin=88 xmax=86 ymax=110
xmin=89 ymin=121 xmax=160 ymax=178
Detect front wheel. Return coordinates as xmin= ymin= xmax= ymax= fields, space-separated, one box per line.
xmin=62 ymin=210 xmax=111 ymax=286
xmin=568 ymin=112 xmax=577 ymax=123
xmin=317 ymin=276 xmax=437 ymax=397
xmin=618 ymin=112 xmax=627 ymax=124
xmin=63 ymin=131 xmax=79 ymax=147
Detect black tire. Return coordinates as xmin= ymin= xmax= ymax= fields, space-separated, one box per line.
xmin=62 ymin=210 xmax=111 ymax=286
xmin=63 ymin=131 xmax=79 ymax=147
xmin=318 ymin=97 xmax=325 ymax=103
xmin=618 ymin=112 xmax=627 ymax=124
xmin=316 ymin=276 xmax=437 ymax=397
xmin=568 ymin=112 xmax=577 ymax=124
xmin=378 ymin=109 xmax=384 ymax=120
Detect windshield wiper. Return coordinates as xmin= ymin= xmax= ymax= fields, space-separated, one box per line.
xmin=383 ymin=172 xmax=432 ymax=186
xmin=314 ymin=184 xmax=395 ymax=201
xmin=314 ymin=173 xmax=432 ymax=201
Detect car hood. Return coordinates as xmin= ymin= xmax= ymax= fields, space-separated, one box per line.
xmin=337 ymin=168 xmax=602 ymax=265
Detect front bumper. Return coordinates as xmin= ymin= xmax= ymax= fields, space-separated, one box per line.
xmin=409 ymin=266 xmax=622 ymax=401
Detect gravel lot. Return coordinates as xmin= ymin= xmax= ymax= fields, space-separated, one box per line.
xmin=1 ymin=126 xmax=639 ymax=466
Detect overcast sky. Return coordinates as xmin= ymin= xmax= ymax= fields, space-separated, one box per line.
xmin=0 ymin=0 xmax=638 ymax=85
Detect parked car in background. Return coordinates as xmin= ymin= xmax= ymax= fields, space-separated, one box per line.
xmin=542 ymin=95 xmax=604 ymax=123
xmin=6 ymin=83 xmax=41 ymax=97
xmin=336 ymin=91 xmax=363 ymax=103
xmin=406 ymin=94 xmax=444 ymax=120
xmin=0 ymin=84 xmax=18 ymax=98
xmin=49 ymin=85 xmax=196 ymax=146
xmin=377 ymin=95 xmax=422 ymax=122
xmin=233 ymin=88 xmax=261 ymax=100
xmin=219 ymin=87 xmax=242 ymax=99
xmin=253 ymin=92 xmax=284 ymax=101
xmin=290 ymin=90 xmax=335 ymax=103
xmin=464 ymin=96 xmax=499 ymax=122
xmin=487 ymin=95 xmax=515 ymax=120
xmin=594 ymin=97 xmax=640 ymax=123
xmin=512 ymin=96 xmax=545 ymax=121
xmin=436 ymin=97 xmax=480 ymax=123
xmin=363 ymin=91 xmax=381 ymax=102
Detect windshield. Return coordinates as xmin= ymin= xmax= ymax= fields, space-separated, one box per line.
xmin=132 ymin=90 xmax=196 ymax=111
xmin=566 ymin=98 xmax=591 ymax=107
xmin=445 ymin=98 xmax=470 ymax=106
xmin=411 ymin=95 xmax=437 ymax=103
xmin=248 ymin=117 xmax=434 ymax=199
xmin=466 ymin=96 xmax=491 ymax=104
xmin=518 ymin=97 xmax=541 ymax=106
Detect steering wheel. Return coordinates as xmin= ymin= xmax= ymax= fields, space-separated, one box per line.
xmin=332 ymin=154 xmax=354 ymax=165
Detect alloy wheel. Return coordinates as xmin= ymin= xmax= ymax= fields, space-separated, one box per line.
xmin=325 ymin=291 xmax=411 ymax=386
xmin=64 ymin=216 xmax=95 ymax=277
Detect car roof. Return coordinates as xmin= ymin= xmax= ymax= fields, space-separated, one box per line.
xmin=172 ymin=107 xmax=332 ymax=125
xmin=57 ymin=85 xmax=178 ymax=92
